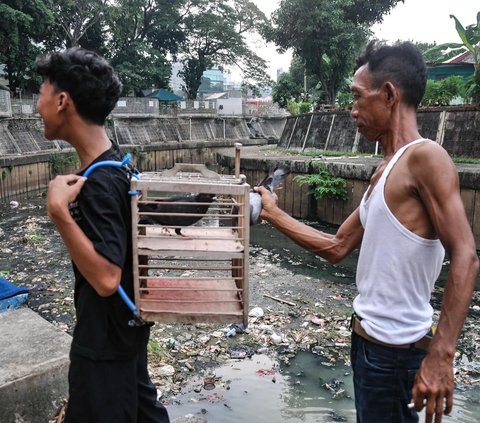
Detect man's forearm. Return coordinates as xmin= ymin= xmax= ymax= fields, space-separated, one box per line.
xmin=430 ymin=251 xmax=478 ymax=357
xmin=261 ymin=205 xmax=363 ymax=264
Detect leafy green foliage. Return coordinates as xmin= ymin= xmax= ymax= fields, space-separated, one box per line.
xmin=49 ymin=152 xmax=79 ymax=176
xmin=148 ymin=339 xmax=166 ymax=358
xmin=421 ymin=76 xmax=465 ymax=106
xmin=295 ymin=163 xmax=348 ymax=201
xmin=0 ymin=0 xmax=54 ymax=93
xmin=47 ymin=0 xmax=109 ymax=49
xmin=286 ymin=100 xmax=312 ymax=115
xmin=272 ymin=73 xmax=301 ymax=108
xmin=178 ymin=0 xmax=270 ymax=99
xmin=465 ymin=71 xmax=480 ymax=104
xmin=105 ymin=0 xmax=185 ymax=95
xmin=272 ymin=56 xmax=323 ymax=108
xmin=268 ymin=0 xmax=402 ymax=103
xmin=264 ymin=147 xmax=378 ymax=158
xmin=336 ymin=91 xmax=354 ymax=110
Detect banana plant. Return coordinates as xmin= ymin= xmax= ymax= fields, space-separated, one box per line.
xmin=450 ymin=12 xmax=480 ymax=72
xmin=425 ymin=12 xmax=480 ymax=103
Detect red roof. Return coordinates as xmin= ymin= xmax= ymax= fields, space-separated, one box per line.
xmin=446 ymin=48 xmax=478 ymax=64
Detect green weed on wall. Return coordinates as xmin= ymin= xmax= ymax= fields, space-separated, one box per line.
xmin=295 ymin=162 xmax=348 ymax=201
xmin=49 ymin=152 xmax=79 ymax=176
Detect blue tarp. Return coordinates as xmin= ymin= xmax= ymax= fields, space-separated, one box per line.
xmin=0 ymin=276 xmax=29 ymax=312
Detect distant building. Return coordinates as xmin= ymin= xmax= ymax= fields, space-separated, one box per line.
xmin=170 ymin=64 xmax=229 ymax=99
xmin=427 ymin=49 xmax=477 ymax=81
xmin=199 ymin=68 xmax=224 ymax=96
xmin=276 ymin=67 xmax=285 ymax=81
xmin=170 ymin=62 xmax=185 ymax=96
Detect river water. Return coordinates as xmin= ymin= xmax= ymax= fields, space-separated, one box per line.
xmin=1 ymin=196 xmax=480 ymax=422
xmin=168 ymin=224 xmax=480 ymax=422
xmin=167 ymin=350 xmax=480 ymax=422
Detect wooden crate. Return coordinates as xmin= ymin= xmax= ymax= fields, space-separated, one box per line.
xmin=131 ymin=163 xmax=250 ymax=326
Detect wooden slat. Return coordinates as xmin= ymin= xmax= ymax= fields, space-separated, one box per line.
xmin=140 ymin=310 xmax=243 ymax=324
xmin=138 ymin=227 xmax=244 ymax=252
xmin=137 ymin=248 xmax=244 ymax=259
xmin=137 ymin=277 xmax=244 ymax=323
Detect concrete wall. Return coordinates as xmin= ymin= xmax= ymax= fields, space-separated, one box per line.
xmin=0 ymin=116 xmax=285 ymax=156
xmin=0 ymin=139 xmax=271 ymax=201
xmin=279 ymin=106 xmax=480 ymax=157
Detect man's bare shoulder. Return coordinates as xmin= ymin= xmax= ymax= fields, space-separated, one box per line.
xmin=408 ymin=140 xmax=455 ymax=171
xmin=407 ymin=139 xmax=459 ymax=196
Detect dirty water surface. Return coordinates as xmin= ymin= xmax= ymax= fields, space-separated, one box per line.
xmin=1 ymin=195 xmax=480 ymax=422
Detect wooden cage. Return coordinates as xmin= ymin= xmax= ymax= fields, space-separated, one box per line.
xmin=131 ymin=163 xmax=250 ymax=326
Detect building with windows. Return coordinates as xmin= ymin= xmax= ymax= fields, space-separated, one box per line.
xmin=198 ymin=68 xmax=224 ymax=96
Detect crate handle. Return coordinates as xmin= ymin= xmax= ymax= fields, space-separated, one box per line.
xmin=162 ymin=163 xmax=221 ymax=179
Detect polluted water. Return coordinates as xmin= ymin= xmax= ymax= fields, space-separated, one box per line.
xmin=1 ymin=196 xmax=480 ymax=422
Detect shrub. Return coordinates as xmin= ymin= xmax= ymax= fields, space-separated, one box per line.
xmin=287 ymin=100 xmax=312 ymax=115
xmin=295 ymin=162 xmax=348 ymax=201
xmin=421 ymin=76 xmax=465 ymax=106
xmin=337 ymin=91 xmax=353 ymax=110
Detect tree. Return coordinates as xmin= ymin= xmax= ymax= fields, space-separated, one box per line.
xmin=272 ymin=72 xmax=301 ymax=108
xmin=267 ymin=0 xmax=403 ymax=103
xmin=288 ymin=56 xmax=320 ymax=100
xmin=47 ymin=0 xmax=109 ymax=49
xmin=0 ymin=0 xmax=54 ymax=93
xmin=271 ymin=56 xmax=321 ymax=108
xmin=177 ymin=0 xmax=270 ymax=99
xmin=105 ymin=0 xmax=187 ymax=95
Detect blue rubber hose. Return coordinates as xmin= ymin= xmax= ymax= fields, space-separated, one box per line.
xmin=82 ymin=153 xmax=142 ymax=323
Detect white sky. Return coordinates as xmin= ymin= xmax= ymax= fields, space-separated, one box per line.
xmin=234 ymin=0 xmax=479 ymax=82
xmin=372 ymin=0 xmax=479 ymax=44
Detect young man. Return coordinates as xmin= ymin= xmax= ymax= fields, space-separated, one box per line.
xmin=256 ymin=41 xmax=479 ymax=423
xmin=36 ymin=47 xmax=170 ymax=423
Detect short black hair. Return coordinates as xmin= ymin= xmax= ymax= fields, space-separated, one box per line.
xmin=36 ymin=47 xmax=122 ymax=125
xmin=355 ymin=40 xmax=427 ymax=109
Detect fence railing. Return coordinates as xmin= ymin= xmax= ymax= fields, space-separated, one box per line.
xmin=7 ymin=96 xmax=288 ymax=118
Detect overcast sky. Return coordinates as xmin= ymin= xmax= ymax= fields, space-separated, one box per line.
xmin=238 ymin=0 xmax=479 ymax=82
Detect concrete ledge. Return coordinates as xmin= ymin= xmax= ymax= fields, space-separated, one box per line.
xmin=0 ymin=308 xmax=71 ymax=423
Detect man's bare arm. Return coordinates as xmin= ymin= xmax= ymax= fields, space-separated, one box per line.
xmin=256 ymin=186 xmax=364 ymax=263
xmin=410 ymin=143 xmax=479 ymax=422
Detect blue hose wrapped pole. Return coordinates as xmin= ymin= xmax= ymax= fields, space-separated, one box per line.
xmin=82 ymin=153 xmax=144 ymax=326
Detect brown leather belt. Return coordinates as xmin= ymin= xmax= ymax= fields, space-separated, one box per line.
xmin=351 ymin=314 xmax=431 ymax=351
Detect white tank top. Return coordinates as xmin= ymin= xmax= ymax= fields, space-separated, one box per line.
xmin=353 ymin=139 xmax=445 ymax=344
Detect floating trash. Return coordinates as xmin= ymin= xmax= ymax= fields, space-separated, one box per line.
xmin=227 ymin=345 xmax=255 ymax=359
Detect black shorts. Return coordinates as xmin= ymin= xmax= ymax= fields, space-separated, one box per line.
xmin=65 ymin=345 xmax=169 ymax=423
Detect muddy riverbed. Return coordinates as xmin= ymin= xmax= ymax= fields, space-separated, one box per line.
xmin=1 ymin=195 xmax=480 ymax=422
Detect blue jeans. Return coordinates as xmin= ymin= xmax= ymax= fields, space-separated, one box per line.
xmin=350 ymin=332 xmax=427 ymax=423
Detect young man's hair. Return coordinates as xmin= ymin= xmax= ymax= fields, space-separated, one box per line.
xmin=355 ymin=40 xmax=427 ymax=109
xmin=36 ymin=47 xmax=122 ymax=125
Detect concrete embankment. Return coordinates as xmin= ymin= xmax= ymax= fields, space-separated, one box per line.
xmin=280 ymin=106 xmax=480 ymax=157
xmin=0 ymin=308 xmax=71 ymax=423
